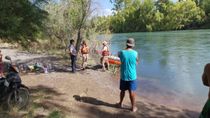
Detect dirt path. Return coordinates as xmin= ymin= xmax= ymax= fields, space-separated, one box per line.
xmin=0 ymin=47 xmax=200 ymax=118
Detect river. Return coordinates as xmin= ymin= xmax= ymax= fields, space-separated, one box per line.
xmin=99 ymin=29 xmax=210 ymax=111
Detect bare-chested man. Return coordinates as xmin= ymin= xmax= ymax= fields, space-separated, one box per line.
xmin=200 ymin=63 xmax=210 ymax=118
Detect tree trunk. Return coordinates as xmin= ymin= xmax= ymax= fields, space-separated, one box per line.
xmin=75 ymin=28 xmax=82 ymax=55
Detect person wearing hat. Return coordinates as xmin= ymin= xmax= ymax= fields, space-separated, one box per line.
xmin=101 ymin=41 xmax=110 ymax=71
xmin=200 ymin=63 xmax=210 ymax=118
xmin=117 ymin=38 xmax=139 ymax=112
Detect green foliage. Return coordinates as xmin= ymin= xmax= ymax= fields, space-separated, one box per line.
xmin=65 ymin=0 xmax=92 ymax=53
xmin=0 ymin=0 xmax=48 ymax=47
xmin=98 ymin=0 xmax=206 ymax=33
xmin=48 ymin=110 xmax=64 ymax=118
xmin=0 ymin=0 xmax=208 ymax=48
xmin=200 ymin=0 xmax=210 ymax=26
xmin=44 ymin=0 xmax=92 ymax=52
xmin=44 ymin=1 xmax=70 ymax=49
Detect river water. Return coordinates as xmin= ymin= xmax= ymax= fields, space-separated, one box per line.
xmin=99 ymin=29 xmax=210 ymax=111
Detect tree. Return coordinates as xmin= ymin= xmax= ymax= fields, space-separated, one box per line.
xmin=102 ymin=0 xmax=205 ymax=32
xmin=44 ymin=1 xmax=71 ymax=50
xmin=201 ymin=0 xmax=210 ymax=16
xmin=44 ymin=0 xmax=93 ymax=53
xmin=0 ymin=0 xmax=48 ymax=47
xmin=61 ymin=0 xmax=92 ymax=53
xmin=110 ymin=0 xmax=133 ymax=12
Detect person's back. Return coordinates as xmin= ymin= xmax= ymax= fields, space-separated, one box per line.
xmin=119 ymin=49 xmax=137 ymax=81
xmin=117 ymin=38 xmax=139 ymax=112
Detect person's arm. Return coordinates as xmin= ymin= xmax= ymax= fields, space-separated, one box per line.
xmin=102 ymin=46 xmax=105 ymax=52
xmin=202 ymin=64 xmax=210 ymax=87
xmin=118 ymin=51 xmax=121 ymax=57
xmin=136 ymin=56 xmax=139 ymax=64
xmin=102 ymin=46 xmax=108 ymax=52
xmin=202 ymin=72 xmax=209 ymax=87
xmin=79 ymin=46 xmax=83 ymax=55
xmin=87 ymin=46 xmax=90 ymax=53
xmin=68 ymin=45 xmax=73 ymax=55
xmin=136 ymin=52 xmax=139 ymax=64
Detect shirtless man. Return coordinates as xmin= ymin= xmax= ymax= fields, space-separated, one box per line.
xmin=200 ymin=63 xmax=210 ymax=118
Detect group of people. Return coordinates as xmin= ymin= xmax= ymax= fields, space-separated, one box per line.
xmin=68 ymin=39 xmax=89 ymax=73
xmin=68 ymin=38 xmax=139 ymax=112
xmin=68 ymin=38 xmax=210 ymax=116
xmin=0 ymin=38 xmax=208 ymax=115
xmin=68 ymin=39 xmax=111 ymax=73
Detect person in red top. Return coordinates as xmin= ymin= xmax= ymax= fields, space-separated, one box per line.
xmin=0 ymin=50 xmax=3 ymax=77
xmin=101 ymin=41 xmax=110 ymax=71
xmin=80 ymin=41 xmax=89 ymax=70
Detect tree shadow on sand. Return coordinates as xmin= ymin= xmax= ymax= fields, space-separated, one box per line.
xmin=86 ymin=64 xmax=103 ymax=71
xmin=0 ymin=85 xmax=74 ymax=118
xmin=29 ymin=85 xmax=73 ymax=112
xmin=73 ymin=95 xmax=200 ymax=118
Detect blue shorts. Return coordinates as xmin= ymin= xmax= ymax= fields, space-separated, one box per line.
xmin=120 ymin=79 xmax=137 ymax=91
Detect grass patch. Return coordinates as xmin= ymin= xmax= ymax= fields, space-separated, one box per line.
xmin=48 ymin=110 xmax=65 ymax=118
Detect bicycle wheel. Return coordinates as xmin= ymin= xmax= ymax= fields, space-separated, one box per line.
xmin=7 ymin=87 xmax=29 ymax=110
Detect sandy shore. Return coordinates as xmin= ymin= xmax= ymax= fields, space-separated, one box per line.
xmin=0 ymin=47 xmax=200 ymax=118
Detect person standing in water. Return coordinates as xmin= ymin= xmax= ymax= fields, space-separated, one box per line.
xmin=200 ymin=63 xmax=210 ymax=118
xmin=117 ymin=38 xmax=139 ymax=112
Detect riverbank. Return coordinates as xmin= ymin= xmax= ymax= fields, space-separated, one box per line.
xmin=0 ymin=47 xmax=200 ymax=118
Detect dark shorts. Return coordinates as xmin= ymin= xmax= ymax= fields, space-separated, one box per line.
xmin=0 ymin=63 xmax=3 ymax=72
xmin=120 ymin=79 xmax=137 ymax=91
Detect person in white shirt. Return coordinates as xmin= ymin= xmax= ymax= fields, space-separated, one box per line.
xmin=69 ymin=39 xmax=77 ymax=73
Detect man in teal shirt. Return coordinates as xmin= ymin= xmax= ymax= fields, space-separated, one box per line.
xmin=118 ymin=38 xmax=139 ymax=112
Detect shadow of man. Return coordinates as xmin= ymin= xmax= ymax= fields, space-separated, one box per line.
xmin=73 ymin=95 xmax=129 ymax=110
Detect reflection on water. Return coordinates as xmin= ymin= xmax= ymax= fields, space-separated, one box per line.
xmin=102 ymin=30 xmax=210 ymax=111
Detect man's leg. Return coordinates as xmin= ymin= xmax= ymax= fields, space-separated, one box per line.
xmin=73 ymin=56 xmax=77 ymax=72
xmin=81 ymin=55 xmax=85 ymax=69
xmin=129 ymin=90 xmax=137 ymax=112
xmin=84 ymin=54 xmax=88 ymax=69
xmin=102 ymin=57 xmax=106 ymax=70
xmin=119 ymin=90 xmax=125 ymax=107
xmin=71 ymin=56 xmax=73 ymax=72
xmin=129 ymin=80 xmax=138 ymax=112
xmin=71 ymin=56 xmax=76 ymax=72
xmin=105 ymin=57 xmax=109 ymax=70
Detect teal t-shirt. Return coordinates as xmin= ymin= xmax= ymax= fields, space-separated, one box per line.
xmin=119 ymin=49 xmax=138 ymax=81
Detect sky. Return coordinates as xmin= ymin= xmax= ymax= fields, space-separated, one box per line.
xmin=94 ymin=0 xmax=178 ymax=16
xmin=92 ymin=0 xmax=113 ymax=16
